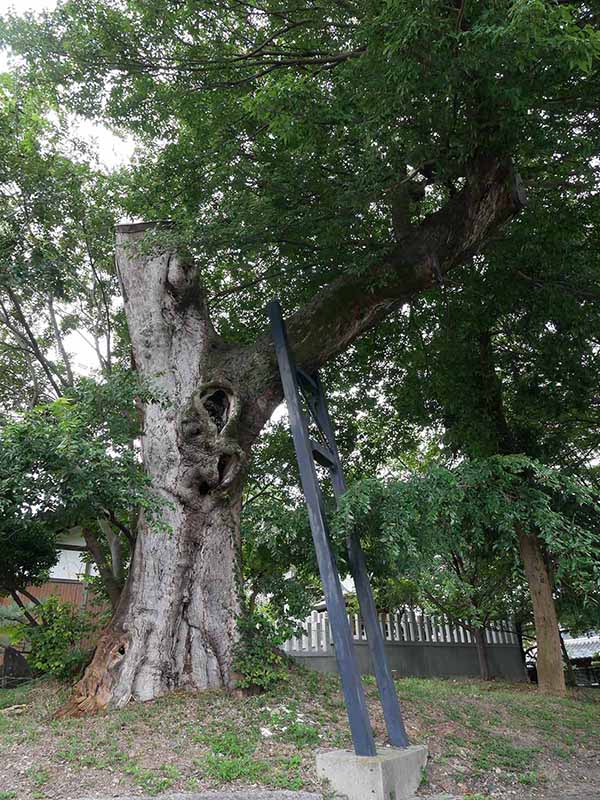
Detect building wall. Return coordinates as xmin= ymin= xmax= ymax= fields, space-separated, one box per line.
xmin=49 ymin=530 xmax=91 ymax=582
xmin=0 ymin=578 xmax=87 ymax=610
xmin=1 ymin=532 xmax=96 ymax=611
xmin=50 ymin=550 xmax=88 ymax=582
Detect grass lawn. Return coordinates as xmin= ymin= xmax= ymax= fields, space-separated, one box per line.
xmin=0 ymin=665 xmax=598 ymax=799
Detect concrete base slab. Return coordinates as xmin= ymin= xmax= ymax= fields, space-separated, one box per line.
xmin=315 ymin=745 xmax=428 ymax=800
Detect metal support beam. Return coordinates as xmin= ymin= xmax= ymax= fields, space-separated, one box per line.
xmin=309 ymin=373 xmax=409 ymax=749
xmin=268 ymin=299 xmax=409 ymax=754
xmin=268 ymin=300 xmax=376 ymax=757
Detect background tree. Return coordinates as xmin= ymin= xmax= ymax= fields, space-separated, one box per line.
xmin=0 ymin=374 xmax=160 ymax=612
xmin=0 ymin=442 xmax=58 ymax=625
xmin=0 ymin=79 xmax=157 ymax=611
xmin=0 ymin=77 xmax=120 ymax=413
xmin=336 ymin=456 xmax=600 ymax=687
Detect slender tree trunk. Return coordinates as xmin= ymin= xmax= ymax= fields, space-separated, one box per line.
xmin=98 ymin=519 xmax=125 ymax=586
xmin=10 ymin=590 xmax=39 ymax=627
xmin=106 ymin=525 xmax=124 ymax=585
xmin=82 ymin=527 xmax=122 ymax=612
xmin=515 ymin=619 xmax=528 ymax=674
xmin=559 ymin=630 xmax=577 ymax=688
xmin=48 ymin=295 xmax=74 ymax=386
xmin=18 ymin=587 xmax=42 ymax=606
xmin=518 ymin=530 xmax=566 ymax=696
xmin=515 ymin=620 xmax=525 ymax=665
xmin=473 ymin=627 xmax=491 ymax=681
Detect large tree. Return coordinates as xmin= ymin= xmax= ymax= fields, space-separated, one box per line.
xmin=3 ymin=0 xmax=599 ymax=711
xmin=0 ymin=77 xmax=119 ymax=412
xmin=0 ymin=80 xmax=151 ymax=613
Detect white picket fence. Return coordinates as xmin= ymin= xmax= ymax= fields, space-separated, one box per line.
xmin=281 ymin=608 xmax=518 ymax=655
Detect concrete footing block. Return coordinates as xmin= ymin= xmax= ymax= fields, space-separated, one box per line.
xmin=316 ymin=745 xmax=428 ymax=800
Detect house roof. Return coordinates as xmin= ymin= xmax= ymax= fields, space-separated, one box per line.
xmin=564 ymin=635 xmax=600 ymax=661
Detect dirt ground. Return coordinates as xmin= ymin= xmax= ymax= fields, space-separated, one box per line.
xmin=0 ymin=669 xmax=598 ymax=800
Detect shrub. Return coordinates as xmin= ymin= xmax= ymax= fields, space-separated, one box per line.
xmin=24 ymin=596 xmax=95 ymax=679
xmin=232 ymin=608 xmax=289 ymax=692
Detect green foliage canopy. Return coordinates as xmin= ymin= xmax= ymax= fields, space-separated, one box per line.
xmin=2 ymin=0 xmax=600 ymax=339
xmin=0 ymin=75 xmax=123 ymax=412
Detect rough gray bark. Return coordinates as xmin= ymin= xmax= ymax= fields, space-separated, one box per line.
xmin=63 ymin=155 xmax=523 ymax=715
xmin=62 ymin=225 xmax=273 ymax=714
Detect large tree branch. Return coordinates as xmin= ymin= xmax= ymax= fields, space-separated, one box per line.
xmin=48 ymin=295 xmax=75 ymax=387
xmin=117 ymin=156 xmax=524 ymax=442
xmin=260 ymin=156 xmax=525 ymax=377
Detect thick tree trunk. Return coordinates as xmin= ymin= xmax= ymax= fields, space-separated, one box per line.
xmin=60 ymin=224 xmax=268 ymax=715
xmin=518 ymin=530 xmax=566 ymax=696
xmin=473 ymin=627 xmax=491 ymax=681
xmin=64 ymin=482 xmax=244 ymax=713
